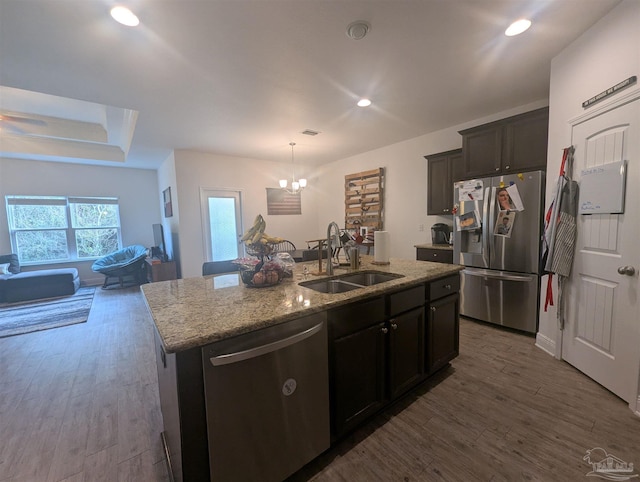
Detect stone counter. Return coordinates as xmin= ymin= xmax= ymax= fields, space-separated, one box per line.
xmin=142 ymin=256 xmax=461 ymax=353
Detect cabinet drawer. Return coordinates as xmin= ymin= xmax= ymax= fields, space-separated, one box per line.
xmin=428 ymin=274 xmax=460 ymax=301
xmin=329 ymin=296 xmax=385 ymax=340
xmin=416 ymin=248 xmax=453 ymax=264
xmin=388 ymin=285 xmax=425 ymax=317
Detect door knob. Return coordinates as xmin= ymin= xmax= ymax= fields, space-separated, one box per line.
xmin=617 ymin=266 xmax=636 ymax=276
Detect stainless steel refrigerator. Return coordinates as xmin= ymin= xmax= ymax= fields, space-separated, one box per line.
xmin=453 ymin=171 xmax=545 ymax=333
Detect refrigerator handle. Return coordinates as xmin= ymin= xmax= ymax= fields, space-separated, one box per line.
xmin=488 ymin=186 xmax=496 ymax=263
xmin=482 ymin=186 xmax=491 ymax=266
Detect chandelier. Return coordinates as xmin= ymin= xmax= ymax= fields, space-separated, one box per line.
xmin=279 ymin=142 xmax=307 ymax=194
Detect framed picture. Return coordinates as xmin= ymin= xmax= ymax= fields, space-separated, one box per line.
xmin=163 ymin=187 xmax=173 ymax=217
xmin=266 ymin=188 xmax=301 ymax=215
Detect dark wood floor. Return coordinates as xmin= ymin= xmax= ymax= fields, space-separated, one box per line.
xmin=1 ymin=286 xmax=638 ymax=481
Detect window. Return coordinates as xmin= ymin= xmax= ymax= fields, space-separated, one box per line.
xmin=6 ymin=196 xmax=122 ymax=264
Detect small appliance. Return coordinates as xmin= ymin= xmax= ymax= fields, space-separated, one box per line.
xmin=431 ymin=223 xmax=451 ymax=245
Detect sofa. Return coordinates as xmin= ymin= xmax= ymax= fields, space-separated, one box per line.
xmin=0 ymin=253 xmax=80 ymax=303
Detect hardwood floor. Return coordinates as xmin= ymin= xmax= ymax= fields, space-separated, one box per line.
xmin=1 ymin=287 xmax=638 ymax=481
xmin=0 ymin=287 xmax=168 ymax=482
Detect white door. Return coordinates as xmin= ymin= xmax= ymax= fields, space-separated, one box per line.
xmin=562 ymin=98 xmax=640 ymax=410
xmin=199 ymin=188 xmax=243 ymax=262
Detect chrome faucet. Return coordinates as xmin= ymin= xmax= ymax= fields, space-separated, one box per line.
xmin=326 ymin=221 xmax=340 ymax=275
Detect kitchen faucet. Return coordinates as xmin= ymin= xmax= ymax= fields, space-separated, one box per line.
xmin=326 ymin=221 xmax=340 ymax=275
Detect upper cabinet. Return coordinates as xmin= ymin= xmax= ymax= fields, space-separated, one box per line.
xmin=425 ymin=148 xmax=463 ymax=215
xmin=459 ymin=107 xmax=549 ymax=179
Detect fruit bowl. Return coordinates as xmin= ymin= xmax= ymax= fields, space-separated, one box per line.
xmin=245 ymin=242 xmax=276 ymax=258
xmin=240 ymin=267 xmax=282 ymax=288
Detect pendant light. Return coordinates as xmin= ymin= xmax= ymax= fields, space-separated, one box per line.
xmin=279 ymin=142 xmax=307 ymax=194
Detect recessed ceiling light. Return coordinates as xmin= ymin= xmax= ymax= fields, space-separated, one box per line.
xmin=110 ymin=6 xmax=140 ymax=27
xmin=357 ymin=98 xmax=372 ymax=107
xmin=505 ymin=18 xmax=531 ymax=36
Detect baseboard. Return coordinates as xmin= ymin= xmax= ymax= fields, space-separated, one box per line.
xmin=535 ymin=332 xmax=557 ymax=358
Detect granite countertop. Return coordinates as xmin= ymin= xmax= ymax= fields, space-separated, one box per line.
xmin=414 ymin=243 xmax=453 ymax=251
xmin=142 ymin=256 xmax=462 ymax=353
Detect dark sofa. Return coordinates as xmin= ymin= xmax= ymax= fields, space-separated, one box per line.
xmin=0 ymin=253 xmax=80 ymax=303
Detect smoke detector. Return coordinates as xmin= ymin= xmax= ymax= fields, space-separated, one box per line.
xmin=346 ymin=21 xmax=370 ymax=40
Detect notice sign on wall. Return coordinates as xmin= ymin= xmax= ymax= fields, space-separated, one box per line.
xmin=578 ymin=160 xmax=627 ymax=214
xmin=582 ymin=76 xmax=637 ymax=108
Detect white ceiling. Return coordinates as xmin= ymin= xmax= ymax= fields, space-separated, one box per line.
xmin=0 ymin=0 xmax=621 ymax=169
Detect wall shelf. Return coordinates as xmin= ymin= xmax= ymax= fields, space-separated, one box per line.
xmin=344 ymin=168 xmax=384 ymax=232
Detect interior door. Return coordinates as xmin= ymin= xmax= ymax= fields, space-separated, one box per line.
xmin=199 ymin=188 xmax=243 ymax=262
xmin=562 ymin=99 xmax=640 ymax=409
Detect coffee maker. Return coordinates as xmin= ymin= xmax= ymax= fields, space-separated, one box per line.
xmin=431 ymin=223 xmax=451 ymax=245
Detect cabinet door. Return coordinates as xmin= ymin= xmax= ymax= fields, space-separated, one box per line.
xmin=389 ymin=307 xmax=425 ymax=399
xmin=427 ymin=154 xmax=450 ymax=215
xmin=427 ymin=294 xmax=459 ymax=374
xmin=461 ymin=124 xmax=502 ymax=178
xmin=332 ymin=322 xmax=387 ymax=437
xmin=416 ymin=248 xmax=453 ymax=264
xmin=450 ymin=150 xmax=464 ymax=183
xmin=504 ymin=107 xmax=549 ymax=172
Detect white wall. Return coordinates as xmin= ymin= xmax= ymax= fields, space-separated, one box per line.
xmin=537 ymin=0 xmax=640 ymax=356
xmin=315 ymin=100 xmax=548 ymax=261
xmin=168 ymin=101 xmax=549 ymax=279
xmin=0 ymin=157 xmax=160 ymax=285
xmin=157 ymin=152 xmax=180 ymax=274
xmin=172 ymin=150 xmax=320 ymax=278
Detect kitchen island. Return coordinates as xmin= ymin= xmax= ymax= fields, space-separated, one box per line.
xmin=142 ymin=256 xmax=462 ymax=481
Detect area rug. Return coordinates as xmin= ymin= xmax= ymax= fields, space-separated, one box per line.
xmin=0 ymin=287 xmax=95 ymax=338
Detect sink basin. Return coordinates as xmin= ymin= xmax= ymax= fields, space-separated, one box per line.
xmin=299 ymin=270 xmax=404 ymax=294
xmin=299 ymin=279 xmax=362 ymax=294
xmin=336 ymin=271 xmax=404 ymax=286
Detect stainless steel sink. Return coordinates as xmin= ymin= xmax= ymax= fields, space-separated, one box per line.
xmin=337 ymin=271 xmax=404 ymax=286
xmin=298 ymin=279 xmax=362 ymax=294
xmin=299 ymin=270 xmax=404 ymax=294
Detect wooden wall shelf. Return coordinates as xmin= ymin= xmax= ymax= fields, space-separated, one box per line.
xmin=344 ymin=168 xmax=384 ymax=232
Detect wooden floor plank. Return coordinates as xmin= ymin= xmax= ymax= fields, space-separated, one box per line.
xmin=1 ymin=287 xmax=639 ymax=482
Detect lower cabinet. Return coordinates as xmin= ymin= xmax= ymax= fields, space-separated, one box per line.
xmin=388 ymin=306 xmax=425 ymax=399
xmin=329 ymin=286 xmax=426 ymax=439
xmin=427 ymin=293 xmax=459 ymax=374
xmin=332 ymin=320 xmax=387 ymax=437
xmin=329 ymin=297 xmax=387 ymax=437
xmin=416 ymin=247 xmax=453 ymax=264
xmin=426 ymin=275 xmax=460 ymax=374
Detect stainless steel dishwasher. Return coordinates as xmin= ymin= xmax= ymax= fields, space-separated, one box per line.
xmin=202 ymin=312 xmax=329 ymax=482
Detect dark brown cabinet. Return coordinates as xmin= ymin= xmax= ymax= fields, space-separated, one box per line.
xmin=146 ymin=259 xmax=177 ymax=282
xmin=328 ymin=285 xmax=426 ymax=438
xmin=388 ymin=306 xmax=424 ymax=399
xmin=425 ymin=148 xmax=463 ymax=215
xmin=459 ymin=107 xmax=548 ymax=179
xmin=426 ymin=275 xmax=460 ymax=374
xmin=329 ymin=297 xmax=387 ymax=438
xmin=416 ymin=247 xmax=453 ymax=264
xmin=332 ymin=320 xmax=387 ymax=437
